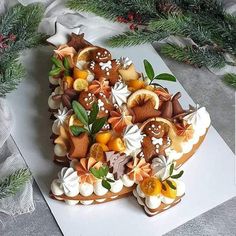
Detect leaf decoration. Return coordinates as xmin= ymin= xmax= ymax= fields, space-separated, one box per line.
xmin=106 ymin=178 xmax=115 ymax=183
xmin=98 ymin=165 xmax=109 ymax=177
xmin=161 ymin=182 xmax=167 ymax=191
xmin=102 ymin=179 xmax=111 ymax=190
xmin=89 ymin=103 xmax=99 ymax=124
xmin=49 ymin=67 xmax=61 ymax=76
xmin=91 ymin=117 xmax=107 ymax=134
xmin=51 ymin=56 xmax=63 ymax=68
xmin=144 ymin=59 xmax=154 ymax=81
xmin=63 ymin=57 xmax=70 ymax=70
xmin=72 ymin=101 xmax=88 ymax=125
xmin=169 ymin=163 xmax=174 ymax=176
xmin=166 ymin=179 xmax=176 ymax=190
xmin=171 ymin=170 xmax=184 ymax=179
xmin=90 ymin=167 xmax=101 ymax=179
xmin=90 ymin=166 xmax=109 ymax=179
xmin=154 ymin=73 xmax=176 ymax=82
xmin=70 ymin=126 xmax=87 ymax=136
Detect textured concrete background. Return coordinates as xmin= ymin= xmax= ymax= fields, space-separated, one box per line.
xmin=0 ymin=46 xmax=235 ymax=235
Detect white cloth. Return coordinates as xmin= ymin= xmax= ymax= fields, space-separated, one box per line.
xmin=0 ymin=98 xmax=34 ymax=216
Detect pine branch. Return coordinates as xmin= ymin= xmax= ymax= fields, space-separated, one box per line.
xmin=0 ymin=168 xmax=31 ymax=199
xmin=161 ymin=44 xmax=226 ymax=68
xmin=67 ymin=0 xmax=128 ymax=20
xmin=149 ymin=15 xmax=213 ymax=46
xmin=107 ymin=30 xmax=169 ymax=47
xmin=223 ymin=73 xmax=236 ymax=88
xmin=122 ymin=0 xmax=158 ymax=19
xmin=0 ymin=4 xmax=45 ymax=96
xmin=0 ymin=61 xmax=25 ymax=96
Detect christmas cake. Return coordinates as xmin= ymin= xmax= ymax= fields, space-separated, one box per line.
xmin=47 ymin=33 xmax=210 ymax=216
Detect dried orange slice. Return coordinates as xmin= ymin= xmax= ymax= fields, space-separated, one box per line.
xmin=73 ymin=78 xmax=88 ymax=91
xmin=76 ymin=46 xmax=98 ymax=62
xmin=140 ymin=177 xmax=162 ymax=196
xmin=161 ymin=180 xmax=177 ymax=199
xmin=63 ymin=76 xmax=74 ymax=89
xmin=73 ymin=67 xmax=88 ymax=80
xmin=89 ymin=143 xmax=105 ymax=162
xmin=95 ymin=131 xmax=112 ymax=144
xmin=107 ymin=137 xmax=126 ymax=152
xmin=127 ymin=79 xmax=145 ymax=92
xmin=127 ymin=89 xmax=159 ymax=109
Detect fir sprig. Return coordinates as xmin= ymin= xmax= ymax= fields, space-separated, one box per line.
xmin=68 ymin=0 xmax=236 ymax=84
xmin=223 ymin=73 xmax=236 ymax=88
xmin=0 ymin=168 xmax=31 ymax=199
xmin=0 ymin=4 xmax=45 ymax=96
xmin=161 ymin=44 xmax=226 ymax=68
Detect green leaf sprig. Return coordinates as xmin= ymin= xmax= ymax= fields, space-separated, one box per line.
xmin=70 ymin=101 xmax=107 ymax=139
xmin=161 ymin=163 xmax=184 ymax=191
xmin=49 ymin=56 xmax=71 ymax=77
xmin=0 ymin=168 xmax=31 ymax=199
xmin=143 ymin=59 xmax=176 ymax=84
xmin=90 ymin=165 xmax=115 ymax=190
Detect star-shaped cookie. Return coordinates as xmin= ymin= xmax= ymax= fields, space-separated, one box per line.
xmin=47 ymin=22 xmax=81 ymax=47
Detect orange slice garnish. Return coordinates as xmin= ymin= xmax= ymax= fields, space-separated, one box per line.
xmin=140 ymin=177 xmax=162 ymax=196
xmin=127 ymin=89 xmax=159 ymax=109
xmin=89 ymin=143 xmax=105 ymax=162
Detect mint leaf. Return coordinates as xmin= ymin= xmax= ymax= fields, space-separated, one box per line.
xmin=102 ymin=179 xmax=111 ymax=190
xmin=162 ymin=182 xmax=167 ymax=191
xmin=49 ymin=67 xmax=61 ymax=76
xmin=70 ymin=126 xmax=87 ymax=136
xmin=169 ymin=163 xmax=174 ymax=176
xmin=63 ymin=57 xmax=70 ymax=70
xmin=91 ymin=117 xmax=107 ymax=134
xmin=106 ymin=178 xmax=115 ymax=183
xmin=144 ymin=59 xmax=154 ymax=81
xmin=51 ymin=56 xmax=63 ymax=68
xmin=72 ymin=101 xmax=88 ymax=126
xmin=166 ymin=180 xmax=176 ymax=190
xmin=89 ymin=103 xmax=99 ymax=124
xmin=171 ymin=170 xmax=184 ymax=179
xmin=154 ymin=73 xmax=176 ymax=82
xmin=98 ymin=165 xmax=109 ymax=178
xmin=90 ymin=167 xmax=101 ymax=179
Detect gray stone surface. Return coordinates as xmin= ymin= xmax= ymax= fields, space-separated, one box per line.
xmin=0 ymin=46 xmax=235 ymax=236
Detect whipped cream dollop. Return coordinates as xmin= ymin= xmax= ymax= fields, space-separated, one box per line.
xmin=151 ymin=155 xmax=173 ymax=180
xmin=51 ymin=167 xmax=79 ymax=197
xmin=49 ymin=76 xmax=60 ymax=85
xmin=123 ymin=124 xmax=143 ymax=152
xmin=52 ymin=107 xmax=70 ymax=135
xmin=134 ymin=179 xmax=185 ymax=210
xmin=118 ymin=57 xmax=132 ymax=69
xmin=111 ymin=81 xmax=131 ymax=107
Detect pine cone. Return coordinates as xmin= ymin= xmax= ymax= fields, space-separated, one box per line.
xmin=157 ymin=1 xmax=182 ymax=15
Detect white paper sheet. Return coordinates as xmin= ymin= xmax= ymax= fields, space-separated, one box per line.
xmin=7 ymin=44 xmax=236 ymax=236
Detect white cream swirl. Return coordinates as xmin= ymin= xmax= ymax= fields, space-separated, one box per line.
xmin=51 ymin=167 xmax=79 ymax=197
xmin=52 ymin=107 xmax=70 ymax=135
xmin=123 ymin=124 xmax=143 ymax=152
xmin=111 ymin=81 xmax=131 ymax=107
xmin=151 ymin=155 xmax=173 ymax=180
